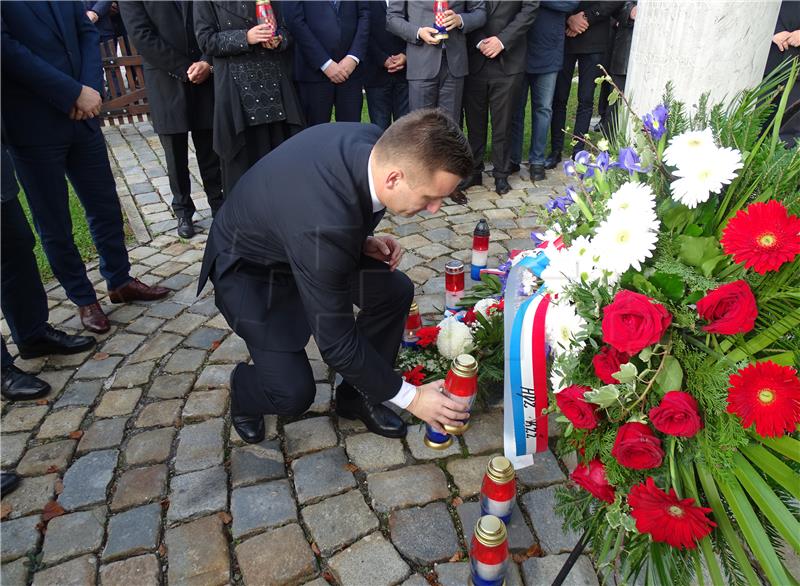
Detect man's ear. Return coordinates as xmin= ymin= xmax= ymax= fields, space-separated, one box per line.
xmin=384 ymin=168 xmax=403 ymax=190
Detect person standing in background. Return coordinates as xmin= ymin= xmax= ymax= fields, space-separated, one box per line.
xmin=120 ymin=0 xmax=223 ymax=237
xmin=364 ymin=0 xmax=409 ymax=130
xmin=194 ymin=1 xmax=305 ymax=196
xmin=463 ymin=0 xmax=538 ymax=195
xmin=600 ymin=1 xmax=636 ymax=132
xmin=285 ymin=0 xmax=369 ymax=126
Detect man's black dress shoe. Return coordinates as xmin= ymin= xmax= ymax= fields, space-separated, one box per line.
xmin=1 ymin=471 xmax=21 ymax=496
xmin=495 ymin=177 xmax=511 ymax=195
xmin=530 ymin=164 xmax=546 ymax=182
xmin=509 ymin=162 xmax=521 ymax=174
xmin=462 ymin=173 xmax=483 ymax=190
xmin=336 ymin=385 xmax=407 ymax=438
xmin=1 ymin=365 xmax=51 ymax=401
xmin=231 ymin=414 xmax=265 ymax=444
xmin=450 ymin=191 xmax=469 ymax=205
xmin=177 ymin=216 xmax=195 ymax=239
xmin=17 ymin=325 xmax=96 ymax=359
xmin=544 ymin=154 xmax=561 ymax=170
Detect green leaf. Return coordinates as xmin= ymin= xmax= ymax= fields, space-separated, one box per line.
xmin=638 ymin=347 xmax=653 ymax=362
xmin=685 ymin=224 xmax=704 ymax=237
xmin=723 ymin=307 xmax=800 ymax=364
xmin=677 ymin=235 xmax=723 ymax=269
xmin=613 ymin=362 xmax=638 ymax=384
xmin=699 ymin=254 xmax=727 ymax=277
xmin=754 ymin=435 xmax=800 ymax=463
xmin=584 ymin=385 xmax=620 ymax=408
xmin=679 ymin=465 xmax=725 ymax=586
xmin=631 ymin=274 xmax=659 ymax=297
xmin=685 ymin=290 xmax=705 ymax=304
xmin=650 ymin=272 xmax=684 ymax=301
xmin=653 ymin=355 xmax=683 ymax=394
xmin=741 ymin=443 xmax=800 ymax=501
xmin=661 ymin=203 xmax=695 ymax=232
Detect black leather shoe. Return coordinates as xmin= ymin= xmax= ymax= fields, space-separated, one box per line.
xmin=462 ymin=173 xmax=483 ymax=190
xmin=450 ymin=190 xmax=469 ymax=205
xmin=495 ymin=177 xmax=511 ymax=195
xmin=544 ymin=154 xmax=561 ymax=170
xmin=1 ymin=472 xmax=21 ymax=497
xmin=177 ymin=216 xmax=195 ymax=239
xmin=509 ymin=162 xmax=521 ymax=174
xmin=17 ymin=325 xmax=96 ymax=359
xmin=531 ymin=164 xmax=546 ymax=182
xmin=1 ymin=365 xmax=51 ymax=401
xmin=335 ymin=385 xmax=407 ymax=439
xmin=231 ymin=414 xmax=265 ymax=444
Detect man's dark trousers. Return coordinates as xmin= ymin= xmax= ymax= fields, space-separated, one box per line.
xmin=159 ymin=129 xmax=222 ymax=218
xmin=550 ymin=52 xmax=604 ymax=157
xmin=365 ymin=78 xmax=409 ymax=130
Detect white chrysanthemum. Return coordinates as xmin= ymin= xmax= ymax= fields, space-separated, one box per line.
xmin=606 ymin=182 xmax=657 ymax=221
xmin=546 ymin=301 xmax=587 ymax=356
xmin=593 ymin=214 xmax=660 ymax=275
xmin=473 ymin=298 xmax=497 ymax=319
xmin=663 ymin=128 xmax=717 ymax=168
xmin=550 ymin=369 xmax=567 ymax=393
xmin=541 ymin=236 xmax=602 ymax=294
xmin=435 ymin=316 xmax=474 ymax=360
xmin=669 ymin=146 xmax=743 ymax=209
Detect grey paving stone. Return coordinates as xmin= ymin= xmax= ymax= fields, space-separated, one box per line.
xmin=129 ymin=333 xmax=182 ymax=364
xmin=111 ymin=464 xmax=168 ymax=511
xmin=516 ymin=449 xmax=567 ymax=488
xmin=390 ymin=502 xmax=458 ymax=565
xmin=301 ymin=490 xmax=378 ymax=556
xmin=173 ymin=419 xmax=224 ymax=473
xmin=36 ymin=370 xmax=72 ymax=395
xmin=74 ymin=355 xmax=122 ymax=379
xmin=77 ymin=418 xmax=128 ymax=454
xmin=521 ymin=487 xmax=581 ymax=554
xmin=102 ymin=503 xmax=161 ymax=561
xmin=134 ymin=399 xmax=182 ymax=428
xmin=37 ymin=407 xmax=88 ymax=440
xmin=435 ymin=561 xmax=523 ymax=586
xmin=194 ymin=364 xmax=234 ymax=389
xmin=165 ymin=515 xmax=230 ymax=585
xmin=167 ymin=466 xmax=227 ymax=523
xmin=95 ymin=389 xmax=142 ymax=418
xmin=58 ymin=450 xmax=118 ymax=510
xmin=41 ymin=508 xmax=106 ymax=564
xmin=186 ymin=296 xmax=219 ymax=317
xmin=100 ymin=334 xmax=146 ymax=355
xmin=521 ymin=554 xmax=599 ymax=586
xmin=230 ymin=439 xmax=285 ymax=487
xmin=145 ymin=301 xmax=184 ymax=319
xmin=99 ymin=554 xmax=160 ymax=586
xmin=291 ymin=447 xmax=356 ymax=505
xmin=308 ymin=383 xmax=331 ymax=414
xmin=2 ymin=405 xmax=49 ymax=432
xmin=159 ymin=273 xmax=195 ymax=291
xmin=32 ymin=554 xmax=98 ymax=586
xmin=458 ymin=501 xmax=534 ymax=553
xmin=107 ymin=303 xmax=147 ymax=323
xmin=400 ymin=575 xmax=430 ymax=586
xmin=284 ymin=416 xmax=338 ymax=458
xmin=1 ymin=515 xmax=41 ymax=562
xmin=447 ymin=454 xmax=495 ymax=498
xmin=328 ymin=532 xmax=410 ymax=586
xmin=181 ymin=390 xmax=227 ymax=422
xmin=147 ymin=373 xmax=194 ymax=398
xmin=162 ymin=312 xmax=208 ymax=335
xmin=183 ymin=327 xmax=227 ymax=349
xmin=110 ymin=361 xmax=155 ymax=389
xmin=209 ymin=334 xmax=249 ymax=363
xmin=163 ymin=348 xmax=206 ymax=373
xmin=1 ymin=557 xmax=29 ymax=585
xmin=124 ymin=427 xmax=175 ymax=466
xmin=231 ymin=479 xmax=297 ymax=539
xmin=462 ymin=410 xmax=504 ymax=455
xmin=344 ymin=433 xmax=406 ymax=472
xmin=368 ymin=464 xmax=450 ymax=513
xmin=406 ymin=424 xmax=461 ymax=460
xmin=1 ymin=474 xmax=57 ymax=519
xmin=53 ymin=380 xmax=103 ymax=408
xmin=235 ymin=523 xmax=317 ymax=586
xmin=1 ymin=433 xmax=29 ymax=468
xmin=16 ymin=440 xmax=76 ymax=476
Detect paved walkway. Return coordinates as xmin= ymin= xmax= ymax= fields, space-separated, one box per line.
xmin=0 ymin=123 xmax=597 ymax=586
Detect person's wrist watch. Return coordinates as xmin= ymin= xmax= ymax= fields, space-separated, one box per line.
xmin=208 ymin=65 xmax=214 ymax=74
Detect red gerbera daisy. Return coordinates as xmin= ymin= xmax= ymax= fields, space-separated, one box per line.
xmin=726 ymin=361 xmax=800 ymax=437
xmin=721 ymin=200 xmax=800 ymax=274
xmin=402 ymin=365 xmax=426 ymax=386
xmin=628 ymin=477 xmax=716 ymax=550
xmin=416 ymin=326 xmax=440 ymax=348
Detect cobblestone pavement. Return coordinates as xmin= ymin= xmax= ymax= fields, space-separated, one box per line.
xmin=0 ymin=123 xmax=597 ymax=586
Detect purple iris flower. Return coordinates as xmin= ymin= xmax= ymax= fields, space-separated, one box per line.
xmin=563 ymin=159 xmax=577 ymax=176
xmin=497 ymin=258 xmax=512 ymax=294
xmin=574 ymin=150 xmax=591 ymax=166
xmin=642 ymin=104 xmax=668 ymax=140
xmin=612 ymin=146 xmax=650 ymax=174
xmin=593 ymin=151 xmax=610 ymax=172
xmin=530 ymin=232 xmax=544 ymax=246
xmin=546 ymin=187 xmax=575 ymax=213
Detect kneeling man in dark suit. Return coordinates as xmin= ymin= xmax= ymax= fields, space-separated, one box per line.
xmin=199 ymin=109 xmax=473 ymax=442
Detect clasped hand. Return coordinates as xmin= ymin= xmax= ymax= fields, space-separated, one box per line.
xmin=406 ymin=380 xmax=469 ymax=433
xmin=362 ymin=234 xmax=403 ymax=271
xmin=479 ymin=36 xmax=503 ymax=59
xmin=773 ymin=30 xmax=800 ymax=52
xmin=69 ymin=85 xmax=102 ymax=120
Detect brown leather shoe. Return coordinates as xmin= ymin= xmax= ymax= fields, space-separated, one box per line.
xmin=108 ymin=278 xmax=170 ymax=304
xmin=78 ymin=302 xmax=111 ymax=334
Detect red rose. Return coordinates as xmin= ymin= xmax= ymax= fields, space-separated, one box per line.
xmin=696 ymin=280 xmax=758 ymax=335
xmin=555 ymin=385 xmax=600 ymax=430
xmin=463 ymin=308 xmax=477 ymax=326
xmin=402 ymin=365 xmax=425 ymax=386
xmin=416 ymin=326 xmax=440 ymax=348
xmin=602 ymin=290 xmax=672 ymax=354
xmin=571 ymin=459 xmax=616 ymax=503
xmin=611 ymin=422 xmax=664 ymax=469
xmin=592 ymin=346 xmax=632 ymax=384
xmin=649 ymin=391 xmax=703 ymax=437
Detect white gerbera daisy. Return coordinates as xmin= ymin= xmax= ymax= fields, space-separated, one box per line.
xmin=545 ymin=301 xmax=587 ymax=356
xmin=663 ymin=128 xmax=717 ymax=168
xmin=669 ymin=146 xmax=744 ymax=208
xmin=473 ymin=298 xmax=497 ymax=319
xmin=541 ymin=236 xmax=601 ymax=293
xmin=606 ymin=182 xmax=657 ymax=221
xmin=593 ymin=215 xmax=660 ymax=275
xmin=435 ymin=316 xmax=474 ymax=360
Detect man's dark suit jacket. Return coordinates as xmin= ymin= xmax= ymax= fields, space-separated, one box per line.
xmin=564 ymin=1 xmax=623 ymax=55
xmin=199 ymin=123 xmax=403 ymax=404
xmin=119 ymin=1 xmax=214 ymax=135
xmin=1 ymin=1 xmax=103 ymax=147
xmin=466 ymin=0 xmax=538 ymax=76
xmin=364 ymin=0 xmax=406 ymax=87
xmin=285 ymin=0 xmax=370 ymax=83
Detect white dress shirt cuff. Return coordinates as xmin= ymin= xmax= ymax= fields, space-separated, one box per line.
xmin=346 ymin=54 xmax=360 ymax=64
xmin=389 ymin=381 xmax=417 ymax=410
xmin=321 ymin=59 xmax=333 ymax=72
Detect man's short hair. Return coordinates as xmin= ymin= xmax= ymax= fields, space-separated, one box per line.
xmin=374 ymin=108 xmax=473 ymax=182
